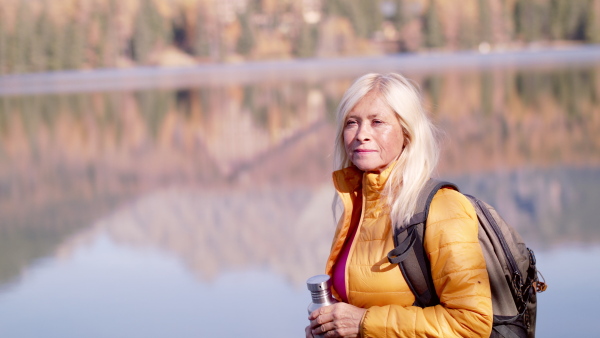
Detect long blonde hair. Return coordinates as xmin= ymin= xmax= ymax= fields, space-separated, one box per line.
xmin=333 ymin=73 xmax=440 ymax=225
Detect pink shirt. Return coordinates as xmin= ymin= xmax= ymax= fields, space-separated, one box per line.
xmin=331 ymin=220 xmax=359 ymax=303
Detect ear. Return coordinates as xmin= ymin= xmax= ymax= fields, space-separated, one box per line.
xmin=402 ymin=127 xmax=410 ymax=148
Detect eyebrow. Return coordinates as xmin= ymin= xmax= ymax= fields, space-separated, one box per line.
xmin=346 ymin=113 xmax=382 ymax=119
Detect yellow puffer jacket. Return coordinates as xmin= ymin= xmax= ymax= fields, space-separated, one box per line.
xmin=326 ymin=165 xmax=493 ymax=337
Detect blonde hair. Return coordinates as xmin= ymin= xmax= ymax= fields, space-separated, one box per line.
xmin=333 ymin=73 xmax=440 ymax=225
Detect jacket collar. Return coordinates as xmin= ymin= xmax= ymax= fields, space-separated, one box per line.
xmin=332 ymin=162 xmax=397 ymax=197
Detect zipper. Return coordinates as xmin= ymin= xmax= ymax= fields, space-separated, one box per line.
xmin=343 ymin=183 xmax=365 ymax=304
xmin=472 ymin=196 xmax=525 ymax=304
xmin=471 ymin=196 xmax=522 ymax=285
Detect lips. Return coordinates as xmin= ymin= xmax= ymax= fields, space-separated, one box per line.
xmin=353 ymin=149 xmax=377 ymax=158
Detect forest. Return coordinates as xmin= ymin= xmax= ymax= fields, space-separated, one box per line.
xmin=1 ymin=0 xmax=599 ymax=75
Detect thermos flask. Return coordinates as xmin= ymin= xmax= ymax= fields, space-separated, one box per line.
xmin=307 ymin=274 xmax=338 ymax=338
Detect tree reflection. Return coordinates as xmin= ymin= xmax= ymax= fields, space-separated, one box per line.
xmin=0 ymin=65 xmax=599 ymax=287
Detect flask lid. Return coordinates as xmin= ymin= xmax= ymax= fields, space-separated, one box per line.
xmin=306 ymin=274 xmax=332 ymax=292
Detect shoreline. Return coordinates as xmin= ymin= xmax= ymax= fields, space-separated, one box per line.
xmin=1 ymin=44 xmax=600 ymax=96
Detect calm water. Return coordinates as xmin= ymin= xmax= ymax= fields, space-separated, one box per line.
xmin=0 ymin=50 xmax=599 ymax=337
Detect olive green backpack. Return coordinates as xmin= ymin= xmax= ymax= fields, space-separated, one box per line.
xmin=387 ymin=179 xmax=547 ymax=338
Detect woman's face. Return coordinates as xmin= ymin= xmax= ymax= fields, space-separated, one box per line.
xmin=343 ymin=91 xmax=405 ymax=173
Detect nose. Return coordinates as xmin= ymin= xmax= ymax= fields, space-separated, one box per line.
xmin=356 ymin=123 xmax=371 ymax=142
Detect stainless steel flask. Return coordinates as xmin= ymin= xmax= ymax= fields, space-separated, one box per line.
xmin=307 ymin=275 xmax=338 ymax=337
xmin=307 ymin=274 xmax=339 ymax=338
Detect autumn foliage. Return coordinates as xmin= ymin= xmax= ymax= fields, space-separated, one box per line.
xmin=0 ymin=0 xmax=599 ymax=74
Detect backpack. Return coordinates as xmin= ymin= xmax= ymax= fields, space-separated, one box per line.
xmin=387 ymin=179 xmax=547 ymax=338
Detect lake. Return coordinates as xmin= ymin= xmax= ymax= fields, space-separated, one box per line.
xmin=0 ymin=47 xmax=599 ymax=337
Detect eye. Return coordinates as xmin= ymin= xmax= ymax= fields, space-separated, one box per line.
xmin=345 ymin=119 xmax=357 ymax=126
xmin=372 ymin=119 xmax=384 ymax=125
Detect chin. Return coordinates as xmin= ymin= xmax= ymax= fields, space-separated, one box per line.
xmin=354 ymin=163 xmax=382 ymax=172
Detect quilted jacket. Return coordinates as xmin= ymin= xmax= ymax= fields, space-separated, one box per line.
xmin=325 ymin=165 xmax=493 ymax=337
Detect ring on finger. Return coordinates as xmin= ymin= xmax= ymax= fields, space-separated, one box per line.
xmin=321 ymin=324 xmax=327 ymax=333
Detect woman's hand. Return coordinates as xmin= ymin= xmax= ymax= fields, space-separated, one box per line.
xmin=306 ymin=303 xmax=367 ymax=338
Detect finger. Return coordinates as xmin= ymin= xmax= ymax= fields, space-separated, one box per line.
xmin=309 ymin=312 xmax=336 ymax=330
xmin=309 ymin=315 xmax=330 ymax=330
xmin=309 ymin=302 xmax=341 ymax=321
xmin=312 ymin=323 xmax=330 ymax=336
xmin=305 ymin=325 xmax=313 ymax=338
xmin=308 ymin=304 xmax=332 ymax=320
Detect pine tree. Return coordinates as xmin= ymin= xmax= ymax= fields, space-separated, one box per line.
xmin=0 ymin=8 xmax=7 ymax=74
xmin=388 ymin=0 xmax=407 ymax=27
xmin=348 ymin=0 xmax=383 ymax=39
xmin=479 ymin=0 xmax=493 ymax=42
xmin=549 ymin=0 xmax=568 ymax=39
xmin=514 ymin=0 xmax=545 ymax=42
xmin=424 ymin=0 xmax=444 ymax=48
xmin=31 ymin=5 xmax=47 ymax=72
xmin=192 ymin=6 xmax=212 ymax=59
xmin=585 ymin=0 xmax=600 ymax=43
xmin=236 ymin=12 xmax=255 ymax=56
xmin=64 ymin=14 xmax=85 ymax=70
xmin=294 ymin=24 xmax=319 ymax=58
xmin=49 ymin=17 xmax=67 ymax=71
xmin=13 ymin=1 xmax=32 ymax=73
xmin=131 ymin=0 xmax=171 ymax=64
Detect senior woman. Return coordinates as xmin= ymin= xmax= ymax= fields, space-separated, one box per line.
xmin=306 ymin=73 xmax=492 ymax=337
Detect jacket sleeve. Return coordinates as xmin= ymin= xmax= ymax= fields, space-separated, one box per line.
xmin=359 ymin=188 xmax=493 ymax=337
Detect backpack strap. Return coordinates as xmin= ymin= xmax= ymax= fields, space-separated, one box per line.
xmin=387 ymin=179 xmax=458 ymax=307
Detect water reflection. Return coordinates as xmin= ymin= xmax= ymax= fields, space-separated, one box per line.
xmin=59 ymin=185 xmax=336 ymax=287
xmin=0 ymin=234 xmax=310 ymax=338
xmin=451 ymin=167 xmax=600 ymax=247
xmin=0 ymin=60 xmax=600 ymax=337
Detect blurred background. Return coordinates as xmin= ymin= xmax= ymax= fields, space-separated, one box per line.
xmin=0 ymin=0 xmax=599 ymax=337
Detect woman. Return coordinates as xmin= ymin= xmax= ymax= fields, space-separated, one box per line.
xmin=305 ymin=73 xmax=493 ymax=337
